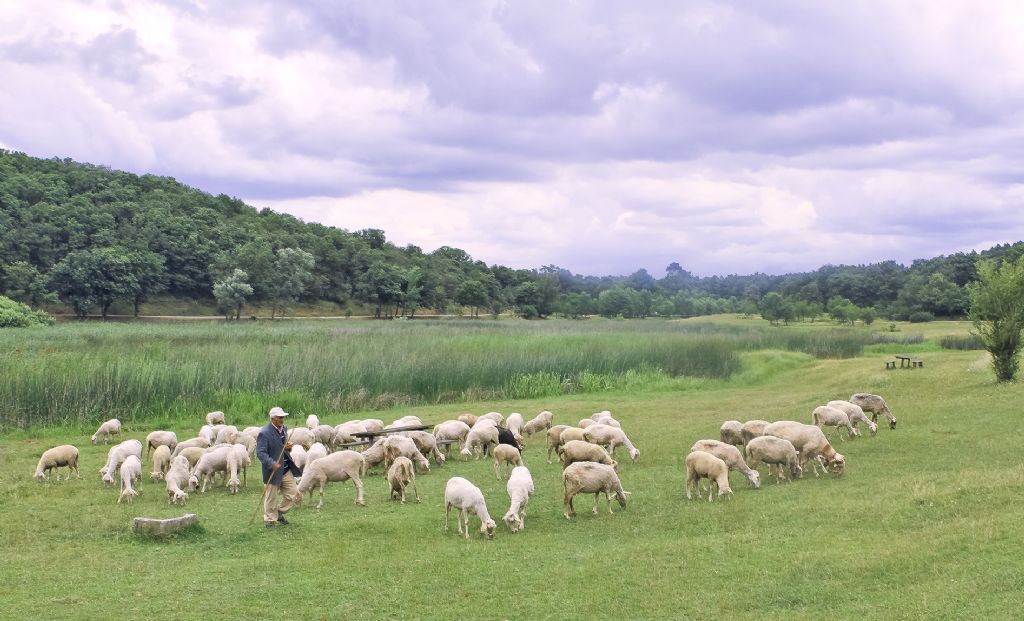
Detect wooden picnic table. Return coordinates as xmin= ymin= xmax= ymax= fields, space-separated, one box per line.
xmin=352 ymin=424 xmax=434 ymax=440
xmin=891 ymin=354 xmax=923 ymax=369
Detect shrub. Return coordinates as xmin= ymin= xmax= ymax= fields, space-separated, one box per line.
xmin=909 ymin=311 xmax=935 ymax=323
xmin=0 ymin=296 xmax=55 ymax=328
xmin=939 ymin=335 xmax=985 ymax=350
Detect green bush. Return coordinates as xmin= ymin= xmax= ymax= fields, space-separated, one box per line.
xmin=0 ymin=296 xmax=55 ymax=328
xmin=909 ymin=311 xmax=935 ymax=323
xmin=939 ymin=334 xmax=985 ymax=350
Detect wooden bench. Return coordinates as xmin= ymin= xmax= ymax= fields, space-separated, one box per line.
xmin=891 ymin=355 xmax=923 ymax=369
xmin=885 ymin=360 xmax=897 ymax=370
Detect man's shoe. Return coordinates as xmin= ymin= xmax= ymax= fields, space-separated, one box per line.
xmin=277 ymin=514 xmax=290 ymax=526
xmin=265 ymin=522 xmax=276 ymax=529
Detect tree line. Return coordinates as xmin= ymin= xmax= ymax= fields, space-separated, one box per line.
xmin=2 ymin=149 xmax=1024 ymax=321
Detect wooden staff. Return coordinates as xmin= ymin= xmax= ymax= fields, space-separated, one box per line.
xmin=250 ymin=441 xmax=289 ymax=525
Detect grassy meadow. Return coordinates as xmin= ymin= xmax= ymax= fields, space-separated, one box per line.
xmin=1 ymin=317 xmax=1021 ymax=620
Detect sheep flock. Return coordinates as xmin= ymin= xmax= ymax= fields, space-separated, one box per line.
xmin=30 ymin=393 xmax=897 ymax=539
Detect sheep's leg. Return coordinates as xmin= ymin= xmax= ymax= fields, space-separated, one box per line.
xmin=412 ymin=479 xmax=421 ymax=503
xmin=316 ymin=482 xmax=325 ymax=510
xmin=398 ymin=483 xmax=405 ymax=504
xmin=353 ymin=476 xmax=365 ymax=506
xmin=461 ymin=509 xmax=470 ymax=539
xmin=605 ymin=492 xmax=614 ymax=514
xmin=445 ymin=502 xmax=451 ymax=532
xmin=494 ymin=460 xmax=501 ymax=481
xmin=591 ymin=492 xmax=600 ymax=514
xmin=707 ymin=479 xmax=714 ymax=502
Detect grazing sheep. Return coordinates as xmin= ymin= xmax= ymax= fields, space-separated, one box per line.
xmin=590 ymin=410 xmax=612 ymax=421
xmin=457 ymin=413 xmax=479 ymax=428
xmin=685 ymin=451 xmax=733 ymax=502
xmin=296 ymin=450 xmax=366 ymax=510
xmin=433 ymin=420 xmax=471 ymax=455
xmin=100 ymin=439 xmax=143 ymax=487
xmin=577 ymin=418 xmax=597 ymax=429
xmin=582 ymin=424 xmax=640 ymax=462
xmin=740 ymin=420 xmax=772 ymax=445
xmin=118 ymin=455 xmax=142 ymax=504
xmin=764 ymin=421 xmax=846 ymax=477
xmin=286 ymin=427 xmax=315 ymax=450
xmin=177 ymin=446 xmax=206 ymax=469
xmin=206 ymin=411 xmax=226 ymax=426
xmin=850 ymin=393 xmax=897 ymax=429
xmin=165 ymin=455 xmax=190 ymax=505
xmin=522 ymin=410 xmax=554 ymax=436
xmin=505 ymin=412 xmax=525 ymax=437
xmin=745 ymin=436 xmax=802 ymax=483
xmin=360 ymin=419 xmax=385 ymax=433
xmin=689 ymin=439 xmax=760 ymax=488
xmin=558 ymin=426 xmax=588 ymax=449
xmin=408 ymin=430 xmax=446 ymax=466
xmin=214 ymin=425 xmax=239 ymax=445
xmin=227 ymin=443 xmax=250 ymax=494
xmin=311 ymin=424 xmax=337 ymax=447
xmin=306 ymin=414 xmax=320 ymax=429
xmin=333 ymin=421 xmax=368 ymax=449
xmin=828 ymin=400 xmax=878 ymax=436
xmin=34 ymin=445 xmax=80 ymax=481
xmin=503 ymin=466 xmax=534 ymax=533
xmin=591 ymin=411 xmax=622 ymax=428
xmin=383 ymin=435 xmax=431 ymax=472
xmin=360 ymin=438 xmax=388 ymax=474
xmin=305 ymin=442 xmax=329 ymax=470
xmin=391 ymin=415 xmax=423 ymax=428
xmin=461 ymin=425 xmax=499 ymax=459
xmin=91 ymin=418 xmax=121 ymax=445
xmin=198 ymin=425 xmax=217 ymax=445
xmin=444 ymin=477 xmax=496 ymax=539
xmin=290 ymin=444 xmax=309 ymax=471
xmin=546 ymin=425 xmax=571 ymax=463
xmin=386 ymin=456 xmax=419 ymax=504
xmin=171 ymin=437 xmax=211 ymax=459
xmin=479 ymin=411 xmax=504 ymax=427
xmin=558 ymin=440 xmax=617 ymax=470
xmin=150 ymin=445 xmax=171 ymax=481
xmin=493 ymin=444 xmax=524 ymax=481
xmin=812 ymin=406 xmax=856 ymax=440
xmin=563 ymin=461 xmax=629 ymax=519
xmin=145 ymin=431 xmax=178 ymax=457
xmin=188 ymin=445 xmax=233 ymax=493
xmin=719 ymin=420 xmax=744 ymax=446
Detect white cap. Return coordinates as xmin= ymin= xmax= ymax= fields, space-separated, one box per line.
xmin=268 ymin=406 xmax=289 ymax=418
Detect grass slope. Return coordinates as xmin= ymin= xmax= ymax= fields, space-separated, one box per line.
xmin=2 ymin=348 xmax=1021 ymax=620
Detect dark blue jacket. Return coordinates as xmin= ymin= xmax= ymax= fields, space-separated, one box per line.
xmin=256 ymin=422 xmax=301 ymax=485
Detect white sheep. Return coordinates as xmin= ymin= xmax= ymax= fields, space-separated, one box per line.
xmin=177 ymin=446 xmax=206 ymax=469
xmin=360 ymin=419 xmax=385 ymax=433
xmin=170 ymin=436 xmax=211 ymax=459
xmin=764 ymin=421 xmax=846 ymax=477
xmin=290 ymin=444 xmax=309 ymax=470
xmin=305 ymin=442 xmax=329 ymax=470
xmin=165 ymin=455 xmax=190 ymax=505
xmin=306 ymin=414 xmax=320 ymax=429
xmin=850 ymin=393 xmax=897 ymax=429
xmin=478 ymin=411 xmax=504 ymax=427
xmin=591 ymin=411 xmax=621 ymax=428
xmin=689 ymin=439 xmax=760 ymax=488
xmin=812 ymin=405 xmax=856 ymax=440
xmin=719 ymin=420 xmax=744 ymax=446
xmin=444 ymin=477 xmax=496 ymax=539
xmin=205 ymin=410 xmax=226 ymax=426
xmin=311 ymin=424 xmax=337 ymax=447
xmin=383 ymin=435 xmax=431 ymax=472
xmin=408 ymin=430 xmax=446 ymax=466
xmin=386 ymin=455 xmax=420 ymax=504
xmin=545 ymin=425 xmax=571 ymax=463
xmin=558 ymin=440 xmax=617 ymax=470
xmin=492 ymin=444 xmax=524 ymax=481
xmin=590 ymin=410 xmax=612 ymax=421
xmin=296 ymin=450 xmax=366 ymax=510
xmin=461 ymin=425 xmax=498 ymax=459
xmin=433 ymin=420 xmax=471 ymax=455
xmin=360 ymin=438 xmax=388 ymax=474
xmin=503 ymin=466 xmax=534 ymax=533
xmin=685 ymin=451 xmax=733 ymax=502
xmin=91 ymin=418 xmax=121 ymax=445
xmin=145 ymin=430 xmax=178 ymax=457
xmin=562 ymin=461 xmax=629 ymax=519
xmin=740 ymin=419 xmax=771 ymax=445
xmin=505 ymin=412 xmax=525 ymax=437
xmin=188 ymin=445 xmax=233 ymax=493
xmin=34 ymin=445 xmax=80 ymax=481
xmin=582 ymin=424 xmax=640 ymax=462
xmin=100 ymin=439 xmax=143 ymax=487
xmin=227 ymin=443 xmax=250 ymax=494
xmin=744 ymin=435 xmax=802 ymax=483
xmin=557 ymin=426 xmax=588 ymax=449
xmin=150 ymin=445 xmax=171 ymax=481
xmin=198 ymin=424 xmax=217 ymax=445
xmin=333 ymin=420 xmax=368 ymax=449
xmin=214 ymin=425 xmax=239 ymax=445
xmin=457 ymin=413 xmax=479 ymax=428
xmin=522 ymin=410 xmax=553 ymax=436
xmin=117 ymin=455 xmax=142 ymax=504
xmin=828 ymin=400 xmax=878 ymax=436
xmin=286 ymin=427 xmax=315 ymax=450
xmin=577 ymin=418 xmax=597 ymax=429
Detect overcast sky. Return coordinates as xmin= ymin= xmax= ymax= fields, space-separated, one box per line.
xmin=3 ymin=1 xmax=1024 ymax=277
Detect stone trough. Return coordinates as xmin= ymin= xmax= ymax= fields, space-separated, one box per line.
xmin=132 ymin=513 xmax=199 ymax=536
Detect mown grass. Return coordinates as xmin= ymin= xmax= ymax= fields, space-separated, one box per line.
xmin=1 ymin=345 xmax=1021 ymax=620
xmin=1 ymin=319 xmax=884 ymax=429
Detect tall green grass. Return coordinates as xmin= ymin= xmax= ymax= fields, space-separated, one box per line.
xmin=1 ymin=319 xmax=878 ymax=428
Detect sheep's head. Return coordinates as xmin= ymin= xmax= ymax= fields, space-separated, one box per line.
xmin=481 ymin=518 xmax=496 ymax=539
xmin=173 ymin=490 xmax=188 ymax=505
xmin=503 ymin=512 xmax=522 ymax=533
xmin=747 ymin=469 xmax=761 ymax=489
xmin=435 ymin=452 xmax=446 ymax=465
xmin=790 ymin=461 xmax=803 ymax=479
xmin=868 ymin=421 xmax=878 ymax=436
xmin=889 ymin=418 xmax=897 ymax=430
xmin=629 ymin=448 xmax=640 ymax=462
xmin=34 ymin=470 xmax=46 ymax=482
xmin=829 ymin=454 xmax=846 ymax=477
xmin=187 ymin=475 xmax=199 ymax=492
xmin=91 ymin=434 xmax=98 ymax=444
xmin=102 ymin=473 xmax=115 ymax=487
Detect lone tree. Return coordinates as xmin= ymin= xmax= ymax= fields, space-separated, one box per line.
xmin=968 ymin=257 xmax=1024 ymax=382
xmin=214 ymin=269 xmax=254 ymax=320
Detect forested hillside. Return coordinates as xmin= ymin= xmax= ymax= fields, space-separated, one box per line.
xmin=1 ymin=149 xmax=1021 ymax=321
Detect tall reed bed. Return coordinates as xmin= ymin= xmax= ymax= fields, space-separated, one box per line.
xmin=0 ymin=319 xmax=872 ymax=427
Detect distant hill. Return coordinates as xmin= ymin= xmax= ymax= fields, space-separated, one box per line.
xmin=1 ymin=149 xmax=1021 ymax=320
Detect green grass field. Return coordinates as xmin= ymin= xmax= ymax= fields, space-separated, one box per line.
xmin=1 ymin=318 xmax=1021 ymax=620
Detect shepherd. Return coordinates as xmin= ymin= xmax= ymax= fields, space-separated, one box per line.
xmin=255 ymin=406 xmax=302 ymax=528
